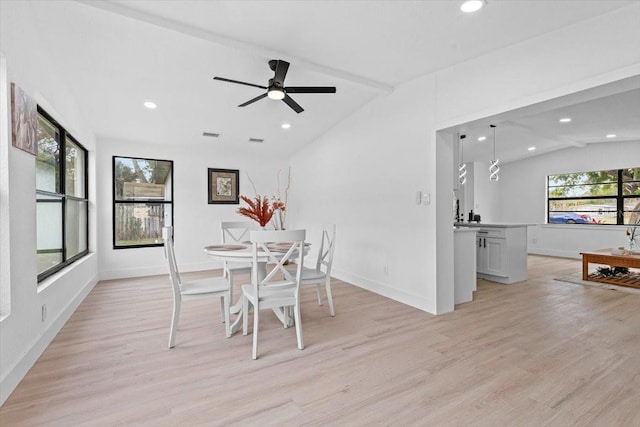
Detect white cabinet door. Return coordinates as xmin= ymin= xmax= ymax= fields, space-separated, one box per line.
xmin=476 ymin=236 xmax=507 ymax=277
xmin=485 ymin=237 xmax=507 ymax=277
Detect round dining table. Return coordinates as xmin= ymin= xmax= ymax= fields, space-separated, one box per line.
xmin=204 ymin=243 xmax=309 ymax=334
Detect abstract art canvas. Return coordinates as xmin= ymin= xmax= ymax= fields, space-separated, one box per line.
xmin=10 ymin=82 xmax=38 ymax=155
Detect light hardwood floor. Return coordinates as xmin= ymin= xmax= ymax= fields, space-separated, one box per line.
xmin=1 ymin=255 xmax=639 ymax=426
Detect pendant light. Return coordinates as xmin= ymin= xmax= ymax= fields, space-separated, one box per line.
xmin=458 ymin=134 xmax=467 ymax=185
xmin=489 ymin=124 xmax=500 ymax=182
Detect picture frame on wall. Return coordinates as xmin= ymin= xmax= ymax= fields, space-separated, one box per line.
xmin=10 ymin=82 xmax=38 ymax=156
xmin=208 ymin=168 xmax=239 ymax=204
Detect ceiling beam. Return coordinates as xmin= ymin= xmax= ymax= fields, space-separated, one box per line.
xmin=74 ymin=0 xmax=394 ymax=94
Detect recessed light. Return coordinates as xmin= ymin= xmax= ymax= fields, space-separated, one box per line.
xmin=460 ymin=0 xmax=484 ymax=13
xmin=606 ymin=134 xmax=617 ymax=138
xmin=559 ymin=117 xmax=571 ymax=123
xmin=528 ymin=146 xmax=536 ymax=151
xmin=477 ymin=136 xmax=487 ymax=141
xmin=143 ymin=101 xmax=157 ymax=109
xmin=281 ymin=123 xmax=291 ymax=129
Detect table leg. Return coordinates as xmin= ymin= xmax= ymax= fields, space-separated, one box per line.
xmin=227 ymin=262 xmax=267 ymax=335
xmin=582 ymin=256 xmax=589 ymax=280
xmin=229 ymin=311 xmax=243 ymax=334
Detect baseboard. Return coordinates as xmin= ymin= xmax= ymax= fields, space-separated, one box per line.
xmin=99 ymin=261 xmax=222 ymax=281
xmin=331 ymin=269 xmax=434 ymax=314
xmin=0 ymin=273 xmax=98 ymax=406
xmin=528 ymin=248 xmax=581 ymax=259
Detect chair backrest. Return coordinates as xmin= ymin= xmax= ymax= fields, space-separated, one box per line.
xmin=162 ymin=226 xmax=181 ymax=288
xmin=250 ymin=229 xmax=306 ymax=303
xmin=221 ymin=221 xmax=253 ymax=244
xmin=315 ymin=224 xmax=336 ymax=275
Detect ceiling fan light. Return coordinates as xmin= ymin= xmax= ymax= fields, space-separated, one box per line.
xmin=268 ymin=88 xmax=285 ymax=100
xmin=461 ymin=0 xmax=485 ymax=13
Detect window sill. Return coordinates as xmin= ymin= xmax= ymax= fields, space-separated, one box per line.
xmin=540 ymin=224 xmax=627 ymax=230
xmin=37 ymin=252 xmax=95 ymax=293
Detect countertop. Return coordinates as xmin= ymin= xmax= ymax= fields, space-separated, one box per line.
xmin=454 ymin=222 xmax=532 ymax=228
xmin=454 ymin=228 xmax=478 ymax=233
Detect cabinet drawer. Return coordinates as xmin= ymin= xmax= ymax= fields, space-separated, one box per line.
xmin=477 ymin=228 xmax=506 ymax=239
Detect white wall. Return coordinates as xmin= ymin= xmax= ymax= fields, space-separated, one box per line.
xmin=493 ymin=140 xmax=640 ymax=258
xmin=290 ymin=75 xmax=438 ymax=312
xmin=0 ymin=1 xmax=98 ymax=404
xmin=291 ymin=4 xmax=640 ymax=315
xmin=97 ymin=138 xmax=290 ymax=280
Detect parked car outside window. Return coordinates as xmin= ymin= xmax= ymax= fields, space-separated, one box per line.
xmin=548 ymin=212 xmax=594 ymax=224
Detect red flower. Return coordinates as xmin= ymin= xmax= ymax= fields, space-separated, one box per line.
xmin=237 ymin=195 xmax=276 ymax=227
xmin=272 ymin=200 xmax=286 ymax=211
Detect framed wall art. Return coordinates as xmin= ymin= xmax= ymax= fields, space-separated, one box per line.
xmin=208 ymin=168 xmax=239 ymax=204
xmin=10 ymin=82 xmax=38 ymax=155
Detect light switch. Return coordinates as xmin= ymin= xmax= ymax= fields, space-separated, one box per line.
xmin=422 ymin=193 xmax=431 ymax=205
xmin=416 ymin=191 xmax=422 ymax=205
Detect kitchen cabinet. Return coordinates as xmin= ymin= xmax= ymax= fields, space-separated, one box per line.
xmin=477 ymin=234 xmax=507 ymax=277
xmin=455 ymin=223 xmax=528 ymax=284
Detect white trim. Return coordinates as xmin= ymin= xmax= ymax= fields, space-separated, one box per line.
xmin=331 ymin=268 xmax=436 ymax=315
xmin=0 ymin=52 xmax=10 ymax=318
xmin=98 ymin=261 xmax=223 ymax=281
xmin=528 ymin=248 xmax=581 ymax=260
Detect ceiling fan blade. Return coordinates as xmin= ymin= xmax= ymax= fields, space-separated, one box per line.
xmin=285 ymin=86 xmax=336 ymax=94
xmin=282 ymin=94 xmax=304 ymax=114
xmin=273 ymin=60 xmax=290 ymax=86
xmin=239 ymin=93 xmax=268 ymax=107
xmin=214 ymin=76 xmax=267 ymax=90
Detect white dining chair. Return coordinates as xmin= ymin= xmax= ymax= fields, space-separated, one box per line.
xmin=220 ymin=221 xmax=254 ymax=304
xmin=290 ymin=224 xmax=337 ymax=316
xmin=242 ymin=229 xmax=306 ymax=359
xmin=163 ymin=226 xmax=231 ymax=348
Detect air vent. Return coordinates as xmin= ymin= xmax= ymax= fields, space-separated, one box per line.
xmin=248 ymin=138 xmax=264 ymax=143
xmin=202 ymin=132 xmax=220 ymax=138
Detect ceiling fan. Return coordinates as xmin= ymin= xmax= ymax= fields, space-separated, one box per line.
xmin=213 ymin=59 xmax=336 ymax=114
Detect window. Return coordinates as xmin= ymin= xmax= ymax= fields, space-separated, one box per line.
xmin=547 ymin=168 xmax=640 ymax=225
xmin=113 ymin=156 xmax=173 ymax=248
xmin=36 ymin=107 xmax=89 ymax=282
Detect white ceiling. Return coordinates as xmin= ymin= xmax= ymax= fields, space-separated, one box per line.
xmin=451 ymin=76 xmax=640 ymax=164
xmin=22 ymin=0 xmax=639 ymax=159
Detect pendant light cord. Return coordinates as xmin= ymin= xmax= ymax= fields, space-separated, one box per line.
xmin=491 ymin=124 xmax=496 ymax=159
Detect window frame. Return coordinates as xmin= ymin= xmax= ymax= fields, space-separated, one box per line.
xmin=112 ymin=155 xmax=174 ymax=249
xmin=36 ymin=106 xmax=89 ymax=282
xmin=547 ymin=168 xmax=640 ymax=225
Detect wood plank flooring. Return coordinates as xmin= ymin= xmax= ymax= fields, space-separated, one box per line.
xmin=1 ymin=255 xmax=640 ymax=426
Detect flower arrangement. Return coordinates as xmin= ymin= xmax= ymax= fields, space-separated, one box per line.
xmin=240 ymin=168 xmax=291 ymax=230
xmin=237 ymin=195 xmax=278 ymax=228
xmin=271 ymin=199 xmax=286 ymax=230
